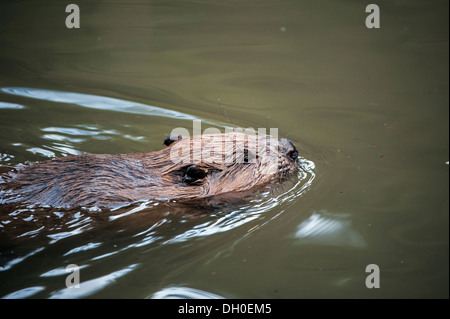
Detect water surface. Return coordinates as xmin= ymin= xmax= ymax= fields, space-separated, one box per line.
xmin=0 ymin=0 xmax=448 ymax=298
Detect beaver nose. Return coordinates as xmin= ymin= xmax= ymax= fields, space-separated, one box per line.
xmin=280 ymin=139 xmax=298 ymax=161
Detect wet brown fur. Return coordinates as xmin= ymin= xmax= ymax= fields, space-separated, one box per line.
xmin=0 ymin=133 xmax=298 ymax=208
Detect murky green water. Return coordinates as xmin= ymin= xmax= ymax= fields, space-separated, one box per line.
xmin=0 ymin=0 xmax=448 ymax=298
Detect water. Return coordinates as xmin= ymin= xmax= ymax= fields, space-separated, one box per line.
xmin=0 ymin=0 xmax=448 ymax=298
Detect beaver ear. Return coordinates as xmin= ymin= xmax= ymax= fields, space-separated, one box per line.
xmin=183 ymin=165 xmax=207 ymax=185
xmin=163 ymin=135 xmax=182 ymax=146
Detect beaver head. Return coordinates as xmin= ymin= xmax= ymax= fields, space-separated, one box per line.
xmin=0 ymin=132 xmax=299 ymax=208
xmin=159 ymin=132 xmax=299 ymax=197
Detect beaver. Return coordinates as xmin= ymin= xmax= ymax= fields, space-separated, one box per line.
xmin=0 ymin=132 xmax=299 ymax=209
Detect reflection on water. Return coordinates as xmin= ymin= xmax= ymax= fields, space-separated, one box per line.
xmin=0 ymin=247 xmax=44 ymax=272
xmin=1 ymin=87 xmax=200 ymax=121
xmin=41 ymin=264 xmax=89 ymax=277
xmin=294 ymin=210 xmax=366 ymax=248
xmin=0 ymin=86 xmax=239 ymax=161
xmin=165 ymin=164 xmax=315 ymax=244
xmin=2 ymin=286 xmax=45 ymax=299
xmin=0 ymin=0 xmax=447 ymax=299
xmin=0 ymin=111 xmax=315 ymax=298
xmin=0 ymin=153 xmax=14 ymax=163
xmin=0 ymin=122 xmax=148 ymax=160
xmin=0 ymin=102 xmax=25 ymax=109
xmin=49 ymin=264 xmax=139 ymax=299
xmin=150 ymin=286 xmax=225 ymax=299
xmin=1 ymin=159 xmax=314 ymax=248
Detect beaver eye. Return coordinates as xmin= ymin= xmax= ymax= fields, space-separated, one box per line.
xmin=287 ymin=150 xmax=298 ymax=161
xmin=182 ymin=165 xmax=207 ymax=185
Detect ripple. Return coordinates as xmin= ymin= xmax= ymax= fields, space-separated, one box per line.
xmin=2 ymin=286 xmax=45 ymax=299
xmin=41 ymin=134 xmax=86 ymax=143
xmin=40 ymin=265 xmax=89 ymax=277
xmin=0 ymin=247 xmax=45 ymax=272
xmin=39 ymin=125 xmax=122 ymax=154
xmin=49 ymin=264 xmax=138 ymax=299
xmin=63 ymin=242 xmax=102 ymax=256
xmin=160 ymin=158 xmax=315 ymax=245
xmin=47 ymin=222 xmax=92 ymax=244
xmin=26 ymin=147 xmax=56 ymax=158
xmin=0 ymin=150 xmax=316 ymax=290
xmin=0 ymin=153 xmax=15 ymax=164
xmin=41 ymin=126 xmax=119 ymax=137
xmin=150 ymin=286 xmax=225 ymax=299
xmin=1 ymin=87 xmax=201 ymax=120
xmin=0 ymin=102 xmax=26 ymax=109
xmin=17 ymin=226 xmax=45 ymax=239
xmin=294 ymin=210 xmax=366 ymax=248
